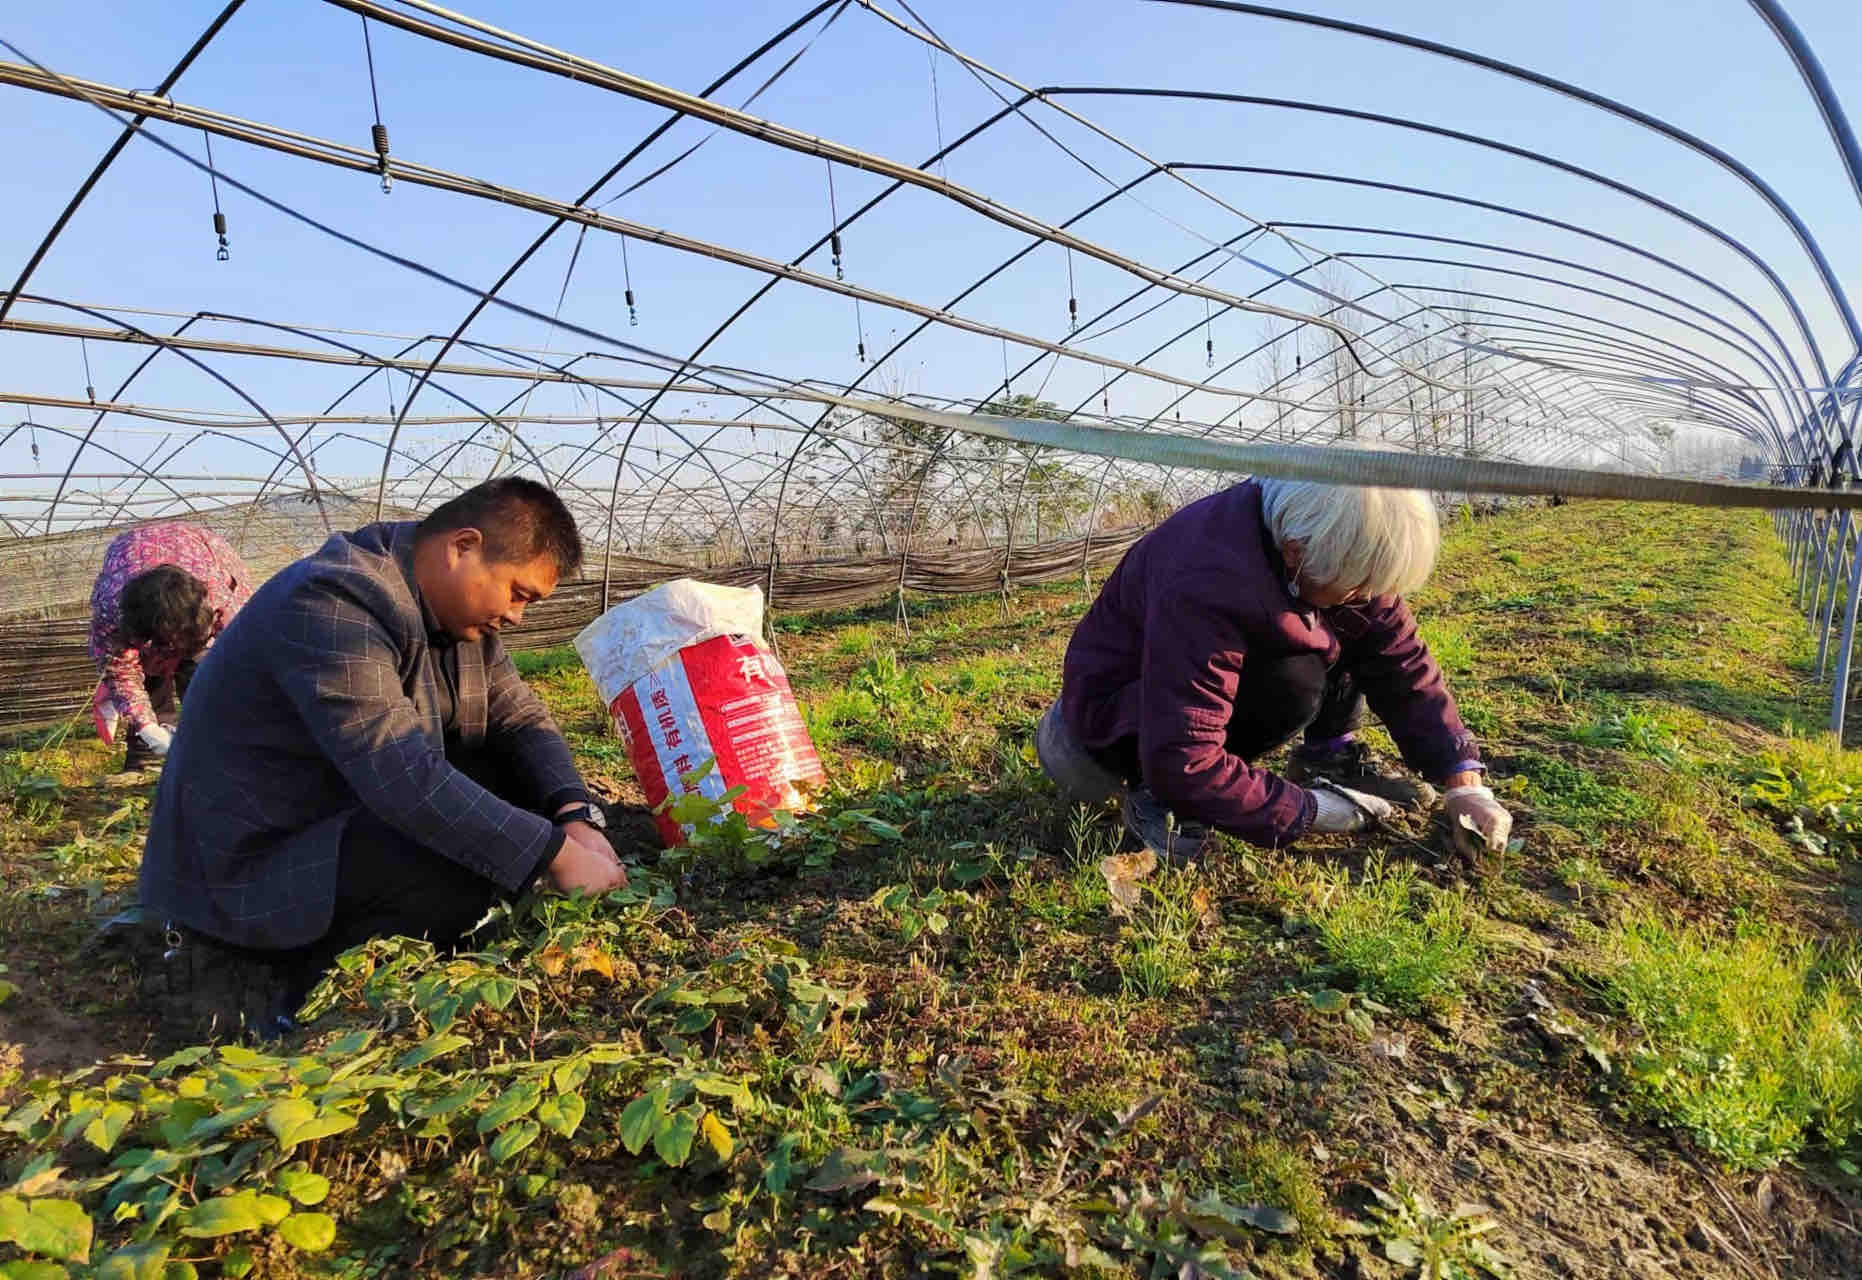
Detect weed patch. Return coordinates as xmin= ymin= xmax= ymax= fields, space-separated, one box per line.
xmin=1114 ymin=871 xmax=1205 ymax=999
xmin=1303 ymin=858 xmax=1484 ymax=1011
xmin=1604 ymin=915 xmax=1862 ymax=1169
xmin=1514 ymin=750 xmax=1652 ymax=827
xmin=1571 ymin=704 xmax=1688 ymax=766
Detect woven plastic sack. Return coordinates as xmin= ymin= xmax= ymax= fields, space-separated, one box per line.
xmin=574 ymin=580 xmax=825 ymax=846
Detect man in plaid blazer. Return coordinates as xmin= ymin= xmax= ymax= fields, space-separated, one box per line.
xmin=133 ymin=478 xmax=626 ymax=1040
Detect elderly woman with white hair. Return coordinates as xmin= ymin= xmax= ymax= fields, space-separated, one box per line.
xmin=1037 ymin=470 xmax=1512 ymax=861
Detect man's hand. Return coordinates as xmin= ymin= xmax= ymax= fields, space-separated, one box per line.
xmin=548 ymin=822 xmax=628 ymax=895
xmin=1444 ymin=784 xmax=1513 ymax=860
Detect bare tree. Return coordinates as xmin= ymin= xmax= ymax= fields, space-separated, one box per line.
xmin=1259 ymin=320 xmax=1295 ymax=442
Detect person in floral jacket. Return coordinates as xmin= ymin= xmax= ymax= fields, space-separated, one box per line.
xmin=89 ymin=522 xmax=253 ymax=770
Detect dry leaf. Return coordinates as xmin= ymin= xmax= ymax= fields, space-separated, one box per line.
xmin=1099 ymin=850 xmax=1158 ymax=917
xmin=535 ymin=945 xmax=568 ymax=977
xmin=572 ymin=943 xmax=617 ymax=981
xmin=1190 ymin=885 xmax=1221 ymax=933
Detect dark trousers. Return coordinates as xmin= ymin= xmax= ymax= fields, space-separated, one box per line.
xmin=122 ymin=661 xmax=196 ymax=771
xmin=281 ymin=746 xmax=547 ymax=995
xmin=1096 ymin=653 xmax=1364 ymax=785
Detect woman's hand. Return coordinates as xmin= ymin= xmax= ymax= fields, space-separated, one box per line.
xmin=1309 ymin=782 xmax=1394 ymax=833
xmin=1444 ymin=784 xmax=1512 ymax=859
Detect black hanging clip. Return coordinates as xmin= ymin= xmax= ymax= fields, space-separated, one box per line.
xmin=1065 ymin=248 xmax=1079 ymax=332
xmin=213 ymin=211 xmax=230 ymax=261
xmin=619 ymin=232 xmax=639 ymax=325
xmin=372 ymin=123 xmax=393 ymax=194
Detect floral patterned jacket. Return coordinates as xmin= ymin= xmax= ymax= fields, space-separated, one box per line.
xmin=88 ymin=522 xmax=254 ymax=740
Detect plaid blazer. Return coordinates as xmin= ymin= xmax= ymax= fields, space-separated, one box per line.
xmin=140 ymin=522 xmax=588 ymax=949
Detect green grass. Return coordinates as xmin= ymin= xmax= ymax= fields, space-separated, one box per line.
xmin=1605 ymin=915 xmax=1862 ymax=1169
xmin=1418 ymin=618 xmax=1475 ymax=678
xmin=510 ymin=647 xmax=584 ymax=679
xmin=831 ymin=624 xmax=882 ymax=656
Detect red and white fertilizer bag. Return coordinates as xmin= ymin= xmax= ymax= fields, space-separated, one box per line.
xmin=574 ymin=579 xmax=825 ymax=847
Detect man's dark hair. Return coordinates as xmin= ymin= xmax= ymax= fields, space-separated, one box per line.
xmin=120 ymin=565 xmax=213 ymax=652
xmin=417 ymin=477 xmax=584 ymax=577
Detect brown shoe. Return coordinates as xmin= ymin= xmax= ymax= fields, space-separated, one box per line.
xmin=1287 ymin=740 xmax=1436 ymax=814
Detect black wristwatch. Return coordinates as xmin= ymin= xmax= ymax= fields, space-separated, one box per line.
xmin=553 ymin=802 xmax=607 ymax=830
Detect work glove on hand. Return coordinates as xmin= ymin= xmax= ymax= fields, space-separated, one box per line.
xmin=1308 ymin=782 xmax=1395 ymax=833
xmin=1444 ymin=784 xmax=1512 ymax=860
xmin=136 ymin=724 xmax=174 ymax=757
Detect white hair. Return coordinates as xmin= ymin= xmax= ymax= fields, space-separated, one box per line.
xmin=1258 ymin=453 xmax=1439 ymax=598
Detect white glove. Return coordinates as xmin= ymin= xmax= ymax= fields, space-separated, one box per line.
xmin=1309 ymin=783 xmax=1395 ymax=833
xmin=1444 ymin=784 xmax=1512 ymax=857
xmin=136 ymin=724 xmax=174 ymax=757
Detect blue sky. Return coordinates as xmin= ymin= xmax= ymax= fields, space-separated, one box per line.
xmin=2 ymin=0 xmax=1860 ymax=521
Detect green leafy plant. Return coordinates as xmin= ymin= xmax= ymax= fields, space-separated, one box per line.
xmin=1306 ymin=986 xmax=1389 ymax=1038
xmin=0 ymin=884 xmax=863 ymax=1273
xmin=868 ymin=884 xmax=957 ymax=945
xmin=1361 ymin=1184 xmax=1511 ymax=1279
xmin=653 ymin=761 xmax=902 ymax=879
xmin=1746 ymin=744 xmax=1862 ymax=858
xmin=1573 ymin=706 xmax=1686 ymax=765
xmin=852 ymin=649 xmax=915 ymax=715
xmin=0 ymin=1029 xmax=687 ymax=1272
xmin=0 ymin=753 xmax=65 ymax=826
